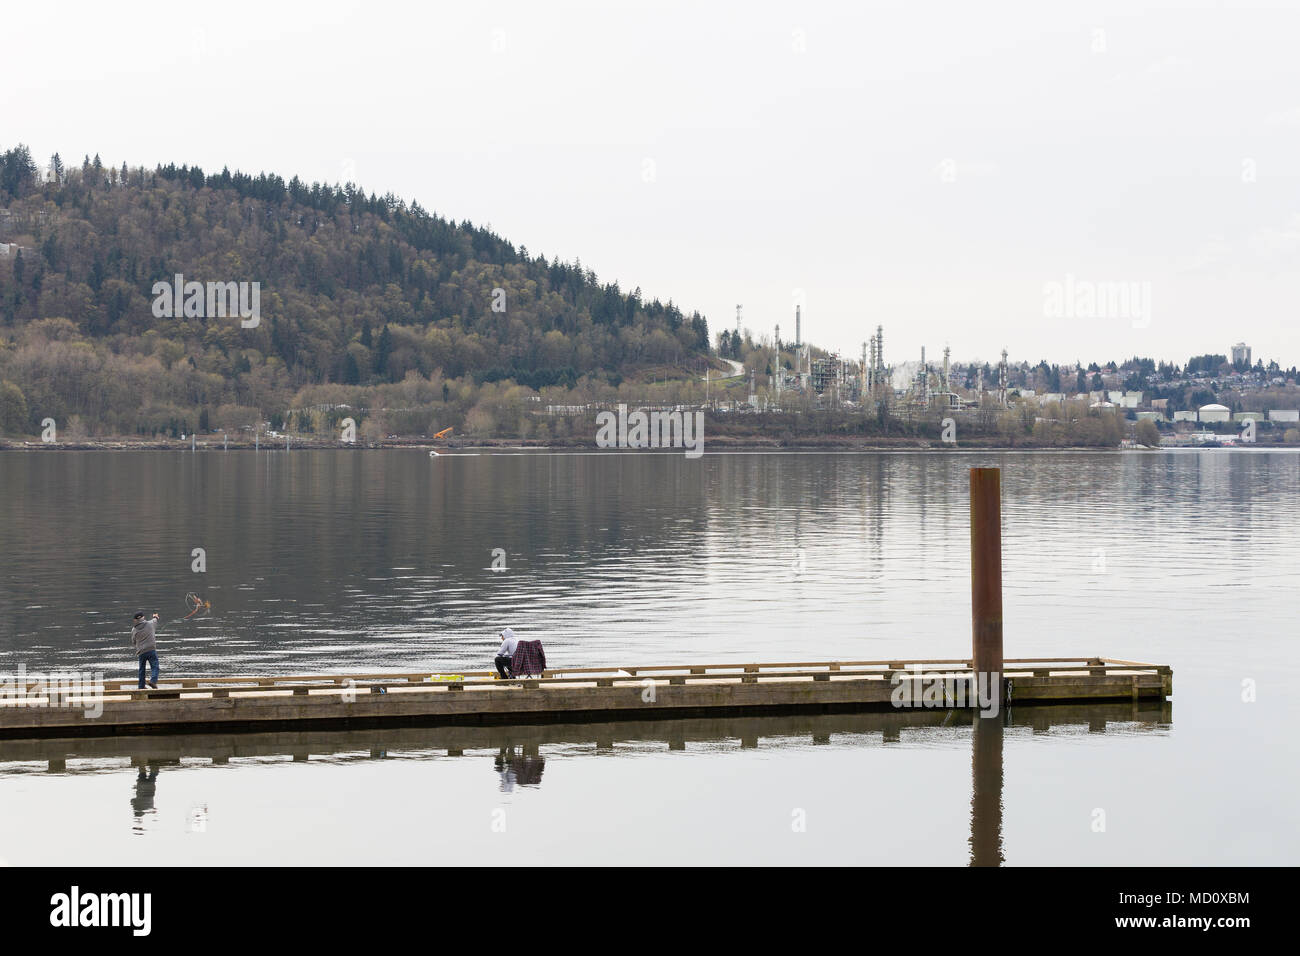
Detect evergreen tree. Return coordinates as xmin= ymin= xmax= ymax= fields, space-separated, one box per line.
xmin=374 ymin=324 xmax=392 ymax=376
xmin=0 ymin=144 xmax=37 ymax=198
xmin=342 ymin=352 xmax=360 ymax=384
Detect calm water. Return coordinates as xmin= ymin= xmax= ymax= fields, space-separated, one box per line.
xmin=1 ymin=448 xmax=1297 ymax=864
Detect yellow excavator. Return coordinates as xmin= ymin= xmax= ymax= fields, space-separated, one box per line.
xmin=429 ymin=426 xmax=453 ymax=457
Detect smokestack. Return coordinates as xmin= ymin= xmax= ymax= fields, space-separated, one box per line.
xmin=794 ymin=305 xmax=803 ymax=377
xmin=868 ymin=335 xmax=876 ymax=393
xmin=999 ymin=348 xmax=1009 ymax=407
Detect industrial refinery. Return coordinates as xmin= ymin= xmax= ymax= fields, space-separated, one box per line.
xmin=761 ymin=307 xmax=1011 ymax=414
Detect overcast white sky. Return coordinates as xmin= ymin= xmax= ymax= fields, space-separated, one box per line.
xmin=6 ymin=0 xmax=1300 ymax=368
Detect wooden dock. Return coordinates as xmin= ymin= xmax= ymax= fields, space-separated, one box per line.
xmin=0 ymin=657 xmax=1172 ymax=739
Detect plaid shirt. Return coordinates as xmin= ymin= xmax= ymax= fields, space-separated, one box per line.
xmin=510 ymin=640 xmax=547 ymax=677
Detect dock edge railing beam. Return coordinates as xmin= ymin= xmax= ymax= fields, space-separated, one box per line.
xmin=970 ymin=467 xmax=1004 ymax=709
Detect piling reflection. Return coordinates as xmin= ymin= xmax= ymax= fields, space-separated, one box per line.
xmin=969 ymin=713 xmax=1004 ymax=867
xmin=2 ymin=698 xmax=1170 ymax=859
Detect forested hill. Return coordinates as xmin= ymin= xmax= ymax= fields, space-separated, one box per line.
xmin=0 ymin=143 xmax=711 ymax=437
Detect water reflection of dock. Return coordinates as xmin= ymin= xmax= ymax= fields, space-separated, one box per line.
xmin=0 ymin=700 xmax=1169 ymax=866
xmin=0 ymin=698 xmax=1169 ymax=768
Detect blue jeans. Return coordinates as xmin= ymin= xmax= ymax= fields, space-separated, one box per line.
xmin=138 ymin=650 xmax=159 ymax=688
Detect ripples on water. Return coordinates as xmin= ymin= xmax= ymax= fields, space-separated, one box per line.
xmin=1 ymin=449 xmax=1296 ymax=679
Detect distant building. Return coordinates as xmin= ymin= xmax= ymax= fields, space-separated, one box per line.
xmin=1101 ymin=390 xmax=1142 ymax=408
xmin=1199 ymin=403 xmax=1231 ymax=423
xmin=1268 ymin=408 xmax=1300 ymax=423
xmin=1136 ymin=411 xmax=1163 ymax=422
xmin=1233 ymin=411 xmax=1265 ymax=422
xmin=1231 ymin=342 xmax=1251 ymax=366
xmin=1173 ymin=410 xmax=1197 ymax=422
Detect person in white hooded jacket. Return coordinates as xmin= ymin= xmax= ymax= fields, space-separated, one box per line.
xmin=494 ymin=627 xmax=518 ymax=679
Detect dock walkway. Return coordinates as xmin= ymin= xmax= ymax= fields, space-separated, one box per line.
xmin=0 ymin=657 xmax=1172 ymax=739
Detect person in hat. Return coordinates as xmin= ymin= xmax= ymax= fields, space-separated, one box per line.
xmin=130 ymin=612 xmax=161 ymax=689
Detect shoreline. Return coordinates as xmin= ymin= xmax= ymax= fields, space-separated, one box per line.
xmin=2 ymin=436 xmax=1293 ymax=452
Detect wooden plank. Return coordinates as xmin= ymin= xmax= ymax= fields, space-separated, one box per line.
xmin=96 ymin=657 xmax=1122 ymax=690
xmin=15 ymin=662 xmax=1166 ymax=706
